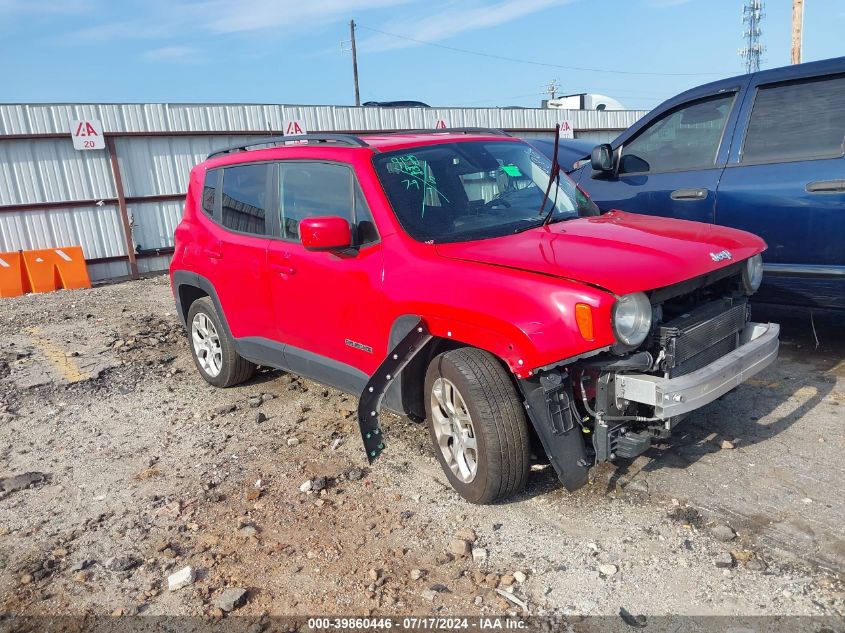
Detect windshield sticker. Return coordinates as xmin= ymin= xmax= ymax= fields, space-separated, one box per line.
xmin=501 ymin=164 xmax=522 ymax=178
xmin=391 ymin=154 xmax=425 ymax=183
xmin=389 ymin=154 xmax=450 ymax=217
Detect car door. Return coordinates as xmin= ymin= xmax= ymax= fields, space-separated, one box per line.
xmin=265 ymin=160 xmax=385 ymax=391
xmin=716 ymin=72 xmax=845 ymax=309
xmin=208 ymin=163 xmax=274 ymax=339
xmin=577 ymin=91 xmax=740 ymax=224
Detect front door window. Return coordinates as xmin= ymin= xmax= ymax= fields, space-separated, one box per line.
xmin=619 ymin=94 xmax=735 ymax=174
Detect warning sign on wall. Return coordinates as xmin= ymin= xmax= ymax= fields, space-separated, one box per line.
xmin=284 ymin=120 xmax=307 ymax=136
xmin=283 ymin=119 xmax=307 ymax=145
xmin=433 ymin=119 xmax=448 ymax=130
xmin=71 ymin=119 xmax=105 ymax=150
xmin=559 ymin=119 xmax=574 ymax=139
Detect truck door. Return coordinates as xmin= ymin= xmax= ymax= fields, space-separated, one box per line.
xmin=266 ymin=160 xmax=385 ymax=387
xmin=715 ymin=73 xmax=845 ymax=309
xmin=208 ymin=163 xmax=273 ymax=339
xmin=578 ymin=91 xmax=740 ymax=224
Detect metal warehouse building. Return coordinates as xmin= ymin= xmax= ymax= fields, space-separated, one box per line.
xmin=0 ymin=103 xmax=645 ymax=282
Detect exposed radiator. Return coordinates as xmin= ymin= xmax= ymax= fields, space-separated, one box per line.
xmin=654 ymin=298 xmax=748 ymax=378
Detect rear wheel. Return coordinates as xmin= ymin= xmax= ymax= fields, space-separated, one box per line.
xmin=424 ymin=348 xmax=531 ymax=504
xmin=187 ymin=297 xmax=255 ymax=387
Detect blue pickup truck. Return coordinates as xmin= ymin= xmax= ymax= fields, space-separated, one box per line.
xmin=564 ymin=57 xmax=845 ymax=310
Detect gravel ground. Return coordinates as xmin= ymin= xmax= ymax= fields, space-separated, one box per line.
xmin=0 ymin=276 xmax=842 ymax=621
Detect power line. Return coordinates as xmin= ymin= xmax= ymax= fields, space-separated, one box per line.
xmin=357 ymin=24 xmax=731 ymax=77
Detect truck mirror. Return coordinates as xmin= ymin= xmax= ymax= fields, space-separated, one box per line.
xmin=590 ymin=144 xmax=614 ymax=173
xmin=299 ymin=216 xmax=352 ymax=251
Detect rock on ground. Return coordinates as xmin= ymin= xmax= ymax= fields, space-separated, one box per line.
xmin=710 ymin=524 xmax=737 ymax=542
xmin=167 ymin=566 xmax=196 ymax=592
xmin=215 ymin=587 xmax=247 ymax=612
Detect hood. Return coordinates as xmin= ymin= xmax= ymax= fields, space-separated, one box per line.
xmin=435 ymin=210 xmax=765 ymax=296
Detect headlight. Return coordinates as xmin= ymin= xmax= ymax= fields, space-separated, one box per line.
xmin=741 ymin=254 xmax=764 ymax=294
xmin=612 ymin=292 xmax=652 ymax=347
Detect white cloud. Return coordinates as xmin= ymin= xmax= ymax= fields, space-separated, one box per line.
xmin=72 ymin=20 xmax=171 ymax=42
xmin=0 ymin=0 xmax=93 ymax=13
xmin=64 ymin=0 xmax=573 ymax=64
xmin=646 ymin=0 xmax=690 ymax=7
xmin=141 ymin=45 xmax=199 ymax=62
xmin=67 ymin=0 xmax=412 ymax=47
xmin=359 ymin=0 xmax=572 ymax=52
xmin=196 ymin=0 xmax=410 ymax=34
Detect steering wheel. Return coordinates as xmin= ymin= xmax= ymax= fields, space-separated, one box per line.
xmin=484 ymin=197 xmax=511 ymax=210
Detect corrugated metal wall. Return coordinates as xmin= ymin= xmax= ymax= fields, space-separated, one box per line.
xmin=0 ymin=103 xmax=645 ymax=281
xmin=0 ymin=103 xmax=644 ymax=136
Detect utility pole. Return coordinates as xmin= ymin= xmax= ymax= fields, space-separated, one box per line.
xmin=791 ymin=0 xmax=804 ymax=64
xmin=350 ymin=20 xmax=361 ymax=106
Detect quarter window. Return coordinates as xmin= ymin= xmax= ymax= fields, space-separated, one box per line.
xmin=742 ymin=75 xmax=845 ymax=163
xmin=278 ymin=163 xmax=378 ymax=245
xmin=220 ymin=164 xmax=269 ymax=235
xmin=202 ymin=169 xmax=219 ymax=217
xmin=618 ymin=94 xmax=734 ymax=174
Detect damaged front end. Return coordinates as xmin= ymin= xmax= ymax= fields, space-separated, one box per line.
xmin=518 ymin=271 xmax=780 ymax=491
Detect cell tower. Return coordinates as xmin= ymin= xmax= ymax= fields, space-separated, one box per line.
xmin=739 ymin=0 xmax=765 ymax=74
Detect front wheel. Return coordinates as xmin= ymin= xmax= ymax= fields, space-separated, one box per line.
xmin=424 ymin=348 xmax=531 ymax=504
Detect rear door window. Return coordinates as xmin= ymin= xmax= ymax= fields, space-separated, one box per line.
xmin=220 ymin=164 xmax=270 ymax=235
xmin=618 ymin=94 xmax=735 ymax=174
xmin=741 ymin=74 xmax=845 ymax=163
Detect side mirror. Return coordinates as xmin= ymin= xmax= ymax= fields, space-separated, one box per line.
xmin=590 ymin=144 xmax=614 ymax=173
xmin=299 ymin=216 xmax=352 ymax=251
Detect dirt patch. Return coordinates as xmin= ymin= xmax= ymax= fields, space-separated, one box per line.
xmin=0 ymin=277 xmax=842 ymax=619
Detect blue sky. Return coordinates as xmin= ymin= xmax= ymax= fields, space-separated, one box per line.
xmin=1 ymin=0 xmax=841 ymax=110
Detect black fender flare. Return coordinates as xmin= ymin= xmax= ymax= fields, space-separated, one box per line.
xmin=358 ymin=318 xmax=432 ymax=462
xmin=171 ymin=271 xmax=235 ymax=339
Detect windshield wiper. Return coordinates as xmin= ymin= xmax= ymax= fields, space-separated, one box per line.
xmin=537 ymin=123 xmax=562 ymax=226
xmin=513 ymin=214 xmax=575 ymax=234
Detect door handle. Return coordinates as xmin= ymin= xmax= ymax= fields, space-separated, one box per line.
xmin=670 ymin=188 xmax=708 ymax=200
xmin=806 ymin=179 xmax=845 ymax=193
xmin=268 ymin=263 xmax=296 ymax=276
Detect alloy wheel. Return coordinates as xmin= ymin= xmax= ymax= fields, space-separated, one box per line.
xmin=430 ymin=377 xmax=478 ymax=483
xmin=191 ymin=312 xmax=223 ymax=377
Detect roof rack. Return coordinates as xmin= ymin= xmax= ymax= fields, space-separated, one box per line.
xmin=384 ymin=127 xmax=511 ymax=137
xmin=207 ymin=133 xmax=370 ymax=159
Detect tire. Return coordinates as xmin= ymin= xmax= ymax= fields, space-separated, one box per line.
xmin=186 ymin=297 xmax=255 ymax=388
xmin=424 ymin=347 xmax=531 ymax=504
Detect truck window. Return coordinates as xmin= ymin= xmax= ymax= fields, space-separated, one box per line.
xmin=741 ymin=74 xmax=845 ymax=164
xmin=618 ymin=94 xmax=734 ymax=174
xmin=278 ymin=162 xmax=378 ymax=245
xmin=220 ymin=164 xmax=269 ymax=235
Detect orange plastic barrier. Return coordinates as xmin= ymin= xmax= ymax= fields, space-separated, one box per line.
xmin=21 ymin=246 xmax=91 ymax=294
xmin=0 ymin=251 xmax=31 ymax=298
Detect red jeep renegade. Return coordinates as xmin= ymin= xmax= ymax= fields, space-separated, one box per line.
xmin=170 ymin=129 xmax=779 ymax=503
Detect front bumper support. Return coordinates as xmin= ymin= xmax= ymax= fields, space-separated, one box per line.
xmin=614 ymin=322 xmax=780 ymax=420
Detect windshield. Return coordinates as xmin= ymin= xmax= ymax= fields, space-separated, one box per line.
xmin=372 ymin=140 xmax=600 ymax=243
